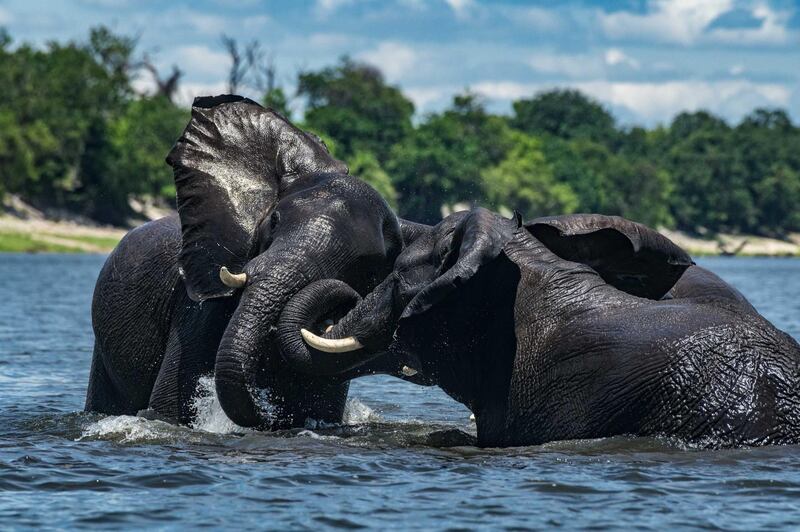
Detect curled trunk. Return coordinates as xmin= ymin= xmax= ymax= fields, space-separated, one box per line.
xmin=278 ymin=280 xmax=378 ymax=376
xmin=278 ymin=277 xmax=406 ymax=377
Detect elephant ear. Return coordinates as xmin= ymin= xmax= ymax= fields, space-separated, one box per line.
xmin=401 ymin=208 xmax=516 ymax=319
xmin=525 ymin=214 xmax=693 ymax=299
xmin=166 ymin=95 xmax=348 ymax=301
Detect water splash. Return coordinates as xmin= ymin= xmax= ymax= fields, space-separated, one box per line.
xmin=78 ymin=377 xmax=383 ymax=444
xmin=343 ymin=398 xmax=380 ymax=425
xmin=79 ymin=415 xmax=175 ymax=443
xmin=190 ymin=375 xmax=249 ymax=434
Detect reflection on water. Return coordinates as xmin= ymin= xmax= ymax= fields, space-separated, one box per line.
xmin=2 ymin=254 xmax=800 ymax=529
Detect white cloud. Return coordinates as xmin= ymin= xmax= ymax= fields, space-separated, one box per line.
xmin=404 ymin=85 xmax=457 ymax=111
xmin=172 ymin=45 xmax=230 ymax=78
xmin=0 ymin=6 xmax=12 ymax=24
xmin=599 ymin=0 xmax=733 ymax=44
xmin=512 ymin=6 xmax=563 ymax=32
xmin=358 ymin=42 xmax=417 ymax=80
xmin=315 ymin=0 xmax=355 ymax=17
xmin=604 ymin=48 xmax=640 ymax=69
xmin=471 ymin=81 xmax=534 ymax=101
xmin=242 ymin=15 xmax=271 ymax=30
xmin=398 ymin=0 xmax=427 ymax=9
xmin=577 ymin=80 xmax=790 ymax=123
xmin=175 ymin=81 xmax=233 ymax=107
xmin=171 ymin=10 xmax=228 ymax=35
xmin=527 ymin=51 xmax=603 ymax=78
xmin=526 ymin=48 xmax=640 ymax=78
xmin=729 ymin=64 xmax=745 ymax=75
xmin=444 ymin=0 xmax=476 ymax=20
xmin=705 ymin=3 xmax=792 ymax=45
xmin=133 ymin=78 xmax=232 ymax=107
xmin=77 ymin=0 xmax=133 ymax=7
xmin=131 ymin=75 xmax=157 ymax=96
xmin=599 ymin=0 xmax=794 ymax=46
xmin=471 ymin=79 xmax=792 ymax=125
xmin=308 ymin=33 xmax=355 ymax=48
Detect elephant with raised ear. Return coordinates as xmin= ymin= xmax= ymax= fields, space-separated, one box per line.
xmin=85 ymin=95 xmax=418 ymax=428
xmin=280 ymin=209 xmax=800 ymax=447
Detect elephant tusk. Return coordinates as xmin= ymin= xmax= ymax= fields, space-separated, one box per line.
xmin=401 ymin=366 xmax=418 ymax=377
xmin=301 ymin=328 xmax=363 ymax=353
xmin=220 ymin=266 xmax=247 ymax=288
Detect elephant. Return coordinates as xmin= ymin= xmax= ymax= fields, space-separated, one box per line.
xmin=280 ymin=208 xmax=800 ymax=448
xmin=85 ymin=95 xmax=420 ymax=429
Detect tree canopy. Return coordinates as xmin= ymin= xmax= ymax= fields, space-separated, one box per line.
xmin=2 ymin=27 xmax=800 ymax=237
xmin=298 ymin=57 xmax=414 ymax=163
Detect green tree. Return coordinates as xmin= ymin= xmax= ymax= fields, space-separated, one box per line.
xmin=347 ymin=151 xmax=398 ymax=208
xmin=734 ymin=109 xmax=800 ymax=234
xmin=388 ymin=93 xmax=512 ymax=223
xmin=84 ymin=95 xmax=187 ymax=221
xmin=753 ymin=164 xmax=800 ymax=235
xmin=512 ymin=89 xmax=616 ymax=144
xmin=666 ymin=121 xmax=755 ymax=233
xmin=297 ymin=57 xmax=414 ymax=162
xmin=0 ymin=111 xmax=36 ymax=195
xmin=0 ymin=27 xmax=135 ymax=216
xmin=482 ymin=131 xmax=578 ymax=218
xmin=263 ymin=87 xmax=291 ymax=119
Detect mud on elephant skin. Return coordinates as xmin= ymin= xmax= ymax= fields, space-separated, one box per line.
xmin=283 ymin=209 xmax=800 ymax=448
xmin=86 ymin=95 xmax=417 ymax=429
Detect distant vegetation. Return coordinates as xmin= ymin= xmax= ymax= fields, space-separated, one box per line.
xmin=1 ymin=27 xmax=799 ymax=237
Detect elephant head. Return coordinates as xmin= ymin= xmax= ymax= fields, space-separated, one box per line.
xmin=166 ymin=95 xmax=405 ymax=428
xmin=279 ymin=209 xmax=693 ymax=437
xmin=282 ymin=210 xmax=800 ymax=448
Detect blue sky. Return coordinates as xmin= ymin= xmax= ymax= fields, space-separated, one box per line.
xmin=1 ymin=0 xmax=798 ymax=126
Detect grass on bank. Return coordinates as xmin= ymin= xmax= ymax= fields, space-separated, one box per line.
xmin=65 ymin=234 xmax=124 ymax=249
xmin=0 ymin=231 xmax=121 ymax=253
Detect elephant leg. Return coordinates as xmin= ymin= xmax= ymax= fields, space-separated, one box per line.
xmin=142 ymin=295 xmax=237 ymax=425
xmin=85 ymin=344 xmax=136 ymax=415
xmin=86 ymin=216 xmax=183 ymax=416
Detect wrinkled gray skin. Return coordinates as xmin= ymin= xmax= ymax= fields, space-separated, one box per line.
xmin=281 ymin=209 xmax=800 ymax=448
xmin=85 ymin=95 xmax=420 ymax=429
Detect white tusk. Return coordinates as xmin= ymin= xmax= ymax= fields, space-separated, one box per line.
xmin=220 ymin=266 xmax=247 ymax=288
xmin=401 ymin=366 xmax=418 ymax=377
xmin=469 ymin=413 xmax=476 ymax=422
xmin=301 ymin=328 xmax=363 ymax=353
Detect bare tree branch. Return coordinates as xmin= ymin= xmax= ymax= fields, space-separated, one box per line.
xmin=140 ymin=53 xmax=182 ymax=102
xmin=221 ymin=34 xmax=258 ymax=94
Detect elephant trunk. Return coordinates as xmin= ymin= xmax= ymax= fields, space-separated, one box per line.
xmin=279 ymin=276 xmax=404 ymax=377
xmin=214 ymin=272 xmax=306 ymax=428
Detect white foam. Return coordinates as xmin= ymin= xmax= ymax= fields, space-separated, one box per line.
xmin=79 ymin=415 xmax=170 ymax=443
xmin=296 ymin=429 xmax=340 ymax=440
xmin=190 ymin=375 xmax=249 ymax=434
xmin=343 ymin=398 xmax=380 ymax=425
xmin=80 ymin=379 xmax=381 ymax=443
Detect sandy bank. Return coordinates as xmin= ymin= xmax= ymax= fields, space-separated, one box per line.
xmin=2 ymin=192 xmax=798 ymax=256
xmin=659 ymin=229 xmax=800 ymax=257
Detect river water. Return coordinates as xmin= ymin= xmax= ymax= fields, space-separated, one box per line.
xmin=1 ymin=254 xmax=799 ymax=529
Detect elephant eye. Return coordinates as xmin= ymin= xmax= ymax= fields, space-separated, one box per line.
xmin=257 ymin=211 xmax=281 ymax=253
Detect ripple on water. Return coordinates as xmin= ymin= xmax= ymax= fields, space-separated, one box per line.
xmin=5 ymin=255 xmax=800 ymax=529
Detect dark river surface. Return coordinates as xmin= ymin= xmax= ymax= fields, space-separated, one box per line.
xmin=2 ymin=254 xmax=800 ymax=529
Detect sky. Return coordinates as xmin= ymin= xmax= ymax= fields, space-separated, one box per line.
xmin=1 ymin=0 xmax=798 ymax=126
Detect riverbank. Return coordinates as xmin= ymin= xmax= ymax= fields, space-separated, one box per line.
xmin=2 ymin=200 xmax=799 ymax=256
xmin=0 ymin=195 xmax=127 ymax=253
xmin=660 ymin=229 xmax=800 ymax=257
xmin=0 ymin=216 xmax=127 ymax=253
